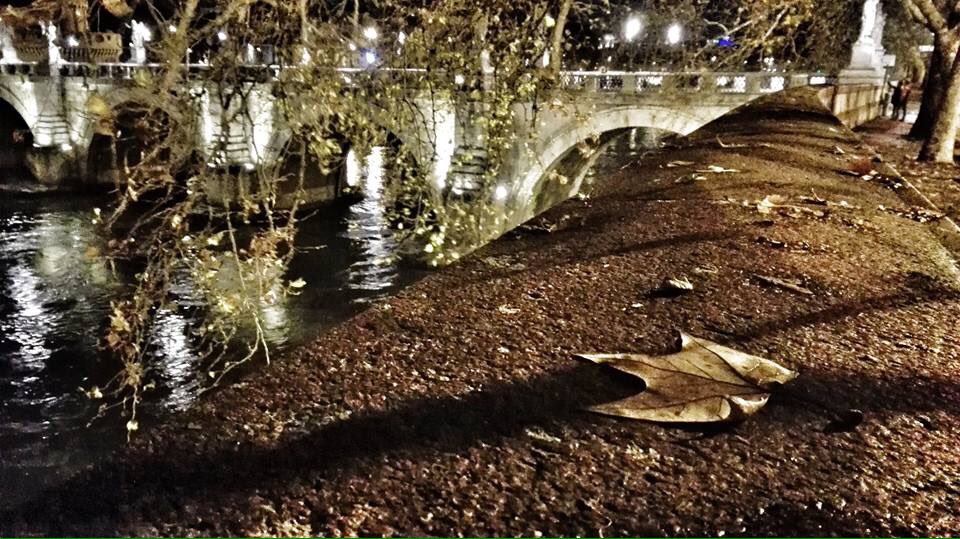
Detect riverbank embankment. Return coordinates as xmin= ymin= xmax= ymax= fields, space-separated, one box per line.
xmin=8 ymin=89 xmax=960 ymax=536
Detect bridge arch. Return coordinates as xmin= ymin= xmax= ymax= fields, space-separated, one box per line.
xmin=0 ymin=84 xmax=36 ymax=139
xmin=0 ymin=88 xmax=35 ymax=181
xmin=513 ymin=104 xmax=718 ymax=219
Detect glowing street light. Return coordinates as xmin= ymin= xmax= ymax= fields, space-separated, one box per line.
xmin=217 ymin=29 xmax=229 ymax=42
xmin=362 ymin=50 xmax=378 ymax=67
xmin=132 ymin=21 xmax=153 ymax=42
xmin=363 ymin=26 xmax=379 ymax=41
xmin=624 ymin=15 xmax=642 ymax=42
xmin=65 ymin=35 xmax=80 ymax=47
xmin=666 ymin=23 xmax=683 ymax=45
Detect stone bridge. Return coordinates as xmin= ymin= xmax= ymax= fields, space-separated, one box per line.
xmin=0 ymin=0 xmax=891 ymax=226
xmin=0 ymin=62 xmax=884 ymax=207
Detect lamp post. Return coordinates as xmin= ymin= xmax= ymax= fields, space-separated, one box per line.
xmin=623 ymin=15 xmax=642 ymax=69
xmin=624 ymin=16 xmax=642 ymax=42
xmin=666 ymin=23 xmax=682 ymax=46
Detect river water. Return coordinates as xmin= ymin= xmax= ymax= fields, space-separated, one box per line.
xmin=0 ymin=132 xmax=655 ymax=511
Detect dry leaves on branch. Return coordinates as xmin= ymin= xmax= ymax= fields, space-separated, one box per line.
xmin=102 ymin=0 xmax=135 ymax=18
xmin=579 ymin=333 xmax=797 ymax=424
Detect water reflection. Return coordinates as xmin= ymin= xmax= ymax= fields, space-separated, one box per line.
xmin=0 ymin=163 xmax=418 ymax=507
xmin=0 ymin=130 xmax=646 ymax=510
xmin=343 ymin=146 xmax=400 ymax=295
xmin=151 ymin=309 xmax=198 ymax=412
xmin=0 ymin=201 xmax=121 ymax=510
xmin=0 ymin=206 xmax=113 ymax=382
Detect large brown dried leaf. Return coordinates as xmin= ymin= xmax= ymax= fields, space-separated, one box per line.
xmin=579 ymin=333 xmax=797 ymax=423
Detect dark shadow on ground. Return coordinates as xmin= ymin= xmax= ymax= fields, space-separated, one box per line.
xmin=718 ymin=289 xmax=960 ymax=343
xmin=9 ymin=316 xmax=960 ymax=535
xmin=470 ymin=227 xmax=748 ymax=285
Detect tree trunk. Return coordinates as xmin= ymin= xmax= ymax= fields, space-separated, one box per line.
xmin=160 ymin=0 xmax=200 ymax=90
xmin=919 ymin=47 xmax=960 ymax=162
xmin=910 ymin=39 xmax=957 ymax=139
xmin=549 ymin=0 xmax=572 ymax=75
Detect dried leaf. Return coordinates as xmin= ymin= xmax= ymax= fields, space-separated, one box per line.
xmin=754 ymin=274 xmax=814 ymax=295
xmin=86 ymin=94 xmax=110 ymax=118
xmin=755 ymin=236 xmax=787 ymax=249
xmin=667 ymin=277 xmax=694 ymax=290
xmin=692 ymin=265 xmax=719 ymax=276
xmin=878 ymin=205 xmax=945 ymax=224
xmin=84 ymin=386 xmax=103 ymax=400
xmin=697 ymin=165 xmax=740 ymax=174
xmin=102 ymin=0 xmax=134 ymax=18
xmin=800 ymin=191 xmax=828 ymax=206
xmin=659 ymin=277 xmax=694 ymax=295
xmin=498 ymin=304 xmax=520 ymax=315
xmin=579 ymin=333 xmax=797 ymax=423
xmin=755 ymin=195 xmax=787 ymax=214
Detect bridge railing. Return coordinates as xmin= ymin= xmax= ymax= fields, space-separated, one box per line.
xmin=0 ymin=59 xmax=439 ymax=87
xmin=2 ymin=58 xmax=836 ymax=94
xmin=1 ymin=58 xmax=839 ymax=100
xmin=559 ymin=71 xmax=834 ymax=95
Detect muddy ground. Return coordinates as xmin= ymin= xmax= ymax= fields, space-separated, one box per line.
xmin=5 ymin=90 xmax=960 ymax=537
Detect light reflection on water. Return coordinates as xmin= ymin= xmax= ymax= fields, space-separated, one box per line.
xmin=344 ymin=147 xmax=401 ymax=294
xmin=0 ymin=149 xmax=418 ymax=508
xmin=0 ymin=131 xmax=649 ymax=510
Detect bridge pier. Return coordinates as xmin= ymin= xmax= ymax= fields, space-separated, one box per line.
xmin=25 ymin=147 xmax=82 ymax=186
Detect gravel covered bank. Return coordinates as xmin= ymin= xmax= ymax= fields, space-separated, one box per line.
xmin=7 ymin=90 xmax=960 ymax=537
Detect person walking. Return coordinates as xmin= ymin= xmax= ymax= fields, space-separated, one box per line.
xmin=898 ymin=81 xmax=913 ymax=121
xmin=890 ymin=81 xmax=903 ymax=120
xmin=891 ymin=81 xmax=912 ymax=121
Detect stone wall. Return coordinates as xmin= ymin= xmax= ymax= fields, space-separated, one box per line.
xmin=818 ymin=84 xmax=885 ymax=128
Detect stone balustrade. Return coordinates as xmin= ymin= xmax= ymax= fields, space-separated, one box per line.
xmin=560 ymin=71 xmax=833 ymax=96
